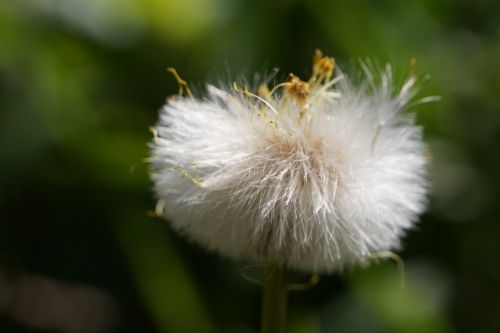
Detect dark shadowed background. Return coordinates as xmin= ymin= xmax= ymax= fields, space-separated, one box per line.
xmin=1 ymin=0 xmax=500 ymax=332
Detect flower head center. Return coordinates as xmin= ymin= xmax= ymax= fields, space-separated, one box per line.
xmin=284 ymin=74 xmax=310 ymax=104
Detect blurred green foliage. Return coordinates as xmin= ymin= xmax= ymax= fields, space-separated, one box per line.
xmin=1 ymin=0 xmax=499 ymax=332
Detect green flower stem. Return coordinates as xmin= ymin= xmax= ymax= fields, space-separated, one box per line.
xmin=260 ymin=264 xmax=288 ymax=333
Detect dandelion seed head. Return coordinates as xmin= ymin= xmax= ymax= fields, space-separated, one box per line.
xmin=150 ymin=51 xmax=429 ymax=273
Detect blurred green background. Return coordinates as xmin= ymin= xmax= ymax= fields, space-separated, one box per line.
xmin=1 ymin=0 xmax=499 ymax=332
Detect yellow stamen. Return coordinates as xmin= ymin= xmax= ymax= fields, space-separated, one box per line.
xmin=267 ymin=81 xmax=290 ymax=98
xmin=233 ymin=82 xmax=279 ymax=115
xmin=287 ymin=274 xmax=320 ymax=291
xmin=149 ymin=126 xmax=159 ymax=142
xmin=154 ymin=199 xmax=167 ymax=217
xmin=258 ymin=84 xmax=271 ymax=99
xmin=361 ymin=251 xmax=406 ymax=288
xmin=284 ymin=74 xmax=310 ymax=104
xmin=410 ymin=57 xmax=418 ymax=81
xmin=311 ymin=49 xmax=335 ymax=83
xmin=166 ymin=67 xmax=193 ymax=97
xmin=170 ymin=166 xmax=205 ymax=187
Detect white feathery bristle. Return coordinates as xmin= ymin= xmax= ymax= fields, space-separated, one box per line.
xmin=150 ymin=53 xmax=429 ymax=273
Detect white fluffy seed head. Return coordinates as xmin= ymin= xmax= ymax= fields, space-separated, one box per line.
xmin=150 ymin=52 xmax=429 ymax=273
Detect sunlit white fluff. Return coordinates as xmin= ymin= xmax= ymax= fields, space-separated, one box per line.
xmin=150 ymin=55 xmax=428 ymax=273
